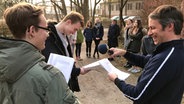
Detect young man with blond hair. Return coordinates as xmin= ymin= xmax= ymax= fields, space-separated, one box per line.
xmin=42 ymin=11 xmax=90 ymax=92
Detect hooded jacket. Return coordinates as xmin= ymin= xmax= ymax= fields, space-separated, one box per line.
xmin=0 ymin=37 xmax=80 ymax=104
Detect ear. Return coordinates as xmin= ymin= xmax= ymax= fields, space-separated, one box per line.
xmin=66 ymin=19 xmax=72 ymax=25
xmin=167 ymin=22 xmax=174 ymax=32
xmin=26 ymin=25 xmax=36 ymax=39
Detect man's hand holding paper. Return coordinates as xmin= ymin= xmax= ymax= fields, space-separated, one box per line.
xmin=83 ymin=58 xmax=130 ymax=81
xmin=99 ymin=59 xmax=130 ymax=81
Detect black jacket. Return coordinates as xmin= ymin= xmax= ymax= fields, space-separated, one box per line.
xmin=107 ymin=24 xmax=120 ymax=48
xmin=42 ymin=22 xmax=81 ymax=92
xmin=127 ymin=28 xmax=144 ymax=53
xmin=93 ymin=23 xmax=104 ymax=41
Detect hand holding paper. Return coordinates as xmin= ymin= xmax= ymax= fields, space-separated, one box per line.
xmin=108 ymin=72 xmax=118 ymax=82
xmin=99 ymin=59 xmax=130 ymax=81
xmin=47 ymin=53 xmax=74 ymax=83
xmin=83 ymin=58 xmax=130 ymax=81
xmin=83 ymin=61 xmax=100 ymax=69
xmin=80 ymin=67 xmax=91 ymax=75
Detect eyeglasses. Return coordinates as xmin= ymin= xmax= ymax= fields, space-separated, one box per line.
xmin=34 ymin=25 xmax=50 ymax=32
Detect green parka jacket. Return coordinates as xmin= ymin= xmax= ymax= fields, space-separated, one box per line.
xmin=0 ymin=37 xmax=80 ymax=104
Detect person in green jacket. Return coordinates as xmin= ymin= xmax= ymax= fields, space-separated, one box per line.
xmin=75 ymin=28 xmax=84 ymax=61
xmin=0 ymin=2 xmax=80 ymax=104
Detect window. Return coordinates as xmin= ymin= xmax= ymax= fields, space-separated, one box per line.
xmin=127 ymin=3 xmax=132 ymax=10
xmin=111 ymin=4 xmax=114 ymax=11
xmin=136 ymin=2 xmax=143 ymax=10
xmin=116 ymin=4 xmax=120 ymax=11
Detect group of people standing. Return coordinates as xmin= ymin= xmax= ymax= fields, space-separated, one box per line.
xmin=71 ymin=17 xmax=104 ymax=60
xmin=123 ymin=17 xmax=157 ymax=73
xmin=71 ymin=15 xmax=155 ymax=75
xmin=75 ymin=17 xmax=120 ymax=61
xmin=123 ymin=18 xmax=145 ymax=73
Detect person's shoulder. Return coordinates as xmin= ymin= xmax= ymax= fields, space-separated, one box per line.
xmin=27 ymin=61 xmax=67 ymax=88
xmin=48 ymin=22 xmax=56 ymax=29
xmin=141 ymin=28 xmax=148 ymax=35
xmin=30 ymin=61 xmax=60 ymax=76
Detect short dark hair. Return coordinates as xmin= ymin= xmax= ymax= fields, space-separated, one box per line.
xmin=3 ymin=2 xmax=43 ymax=38
xmin=149 ymin=5 xmax=183 ymax=35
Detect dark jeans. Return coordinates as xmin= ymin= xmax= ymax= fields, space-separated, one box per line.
xmin=93 ymin=40 xmax=100 ymax=57
xmin=75 ymin=43 xmax=82 ymax=57
xmin=85 ymin=40 xmax=92 ymax=55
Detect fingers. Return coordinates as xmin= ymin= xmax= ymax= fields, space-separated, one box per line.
xmin=108 ymin=72 xmax=118 ymax=82
xmin=109 ymin=48 xmax=126 ymax=57
xmin=80 ymin=67 xmax=91 ymax=75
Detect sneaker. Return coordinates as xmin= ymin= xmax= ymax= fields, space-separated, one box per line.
xmin=86 ymin=54 xmax=88 ymax=57
xmin=78 ymin=58 xmax=83 ymax=61
xmin=108 ymin=58 xmax=114 ymax=61
xmin=128 ymin=67 xmax=134 ymax=72
xmin=124 ymin=63 xmax=132 ymax=68
xmin=93 ymin=55 xmax=95 ymax=58
xmin=130 ymin=68 xmax=141 ymax=73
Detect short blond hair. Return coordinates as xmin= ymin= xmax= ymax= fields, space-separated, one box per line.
xmin=62 ymin=11 xmax=84 ymax=27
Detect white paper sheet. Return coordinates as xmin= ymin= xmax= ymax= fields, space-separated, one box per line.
xmin=83 ymin=61 xmax=100 ymax=69
xmin=47 ymin=53 xmax=74 ymax=83
xmin=99 ymin=58 xmax=130 ymax=80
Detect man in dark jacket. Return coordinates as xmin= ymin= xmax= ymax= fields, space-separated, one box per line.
xmin=108 ymin=5 xmax=184 ymax=104
xmin=107 ymin=19 xmax=120 ymax=48
xmin=42 ymin=12 xmax=90 ymax=92
xmin=107 ymin=19 xmax=120 ymax=61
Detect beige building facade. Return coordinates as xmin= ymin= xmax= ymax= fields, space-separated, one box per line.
xmin=99 ymin=0 xmax=143 ymax=17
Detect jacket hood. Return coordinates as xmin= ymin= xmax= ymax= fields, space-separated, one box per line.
xmin=0 ymin=38 xmax=45 ymax=83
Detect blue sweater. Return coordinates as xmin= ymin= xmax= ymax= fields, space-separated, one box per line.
xmin=83 ymin=27 xmax=94 ymax=42
xmin=115 ymin=39 xmax=184 ymax=104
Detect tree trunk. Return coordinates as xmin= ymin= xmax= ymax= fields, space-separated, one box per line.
xmin=82 ymin=0 xmax=89 ymax=25
xmin=108 ymin=0 xmax=111 ymax=18
xmin=60 ymin=0 xmax=67 ymax=15
xmin=92 ymin=0 xmax=102 ymax=25
xmin=71 ymin=0 xmax=89 ymax=25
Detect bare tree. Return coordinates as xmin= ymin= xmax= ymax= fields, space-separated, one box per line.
xmin=89 ymin=0 xmax=93 ymax=17
xmin=119 ymin=0 xmax=128 ymax=28
xmin=50 ymin=0 xmax=67 ymax=18
xmin=92 ymin=0 xmax=102 ymax=24
xmin=108 ymin=0 xmax=111 ymax=18
xmin=71 ymin=0 xmax=89 ymax=25
xmin=70 ymin=0 xmax=73 ymax=11
xmin=141 ymin=0 xmax=182 ymax=26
